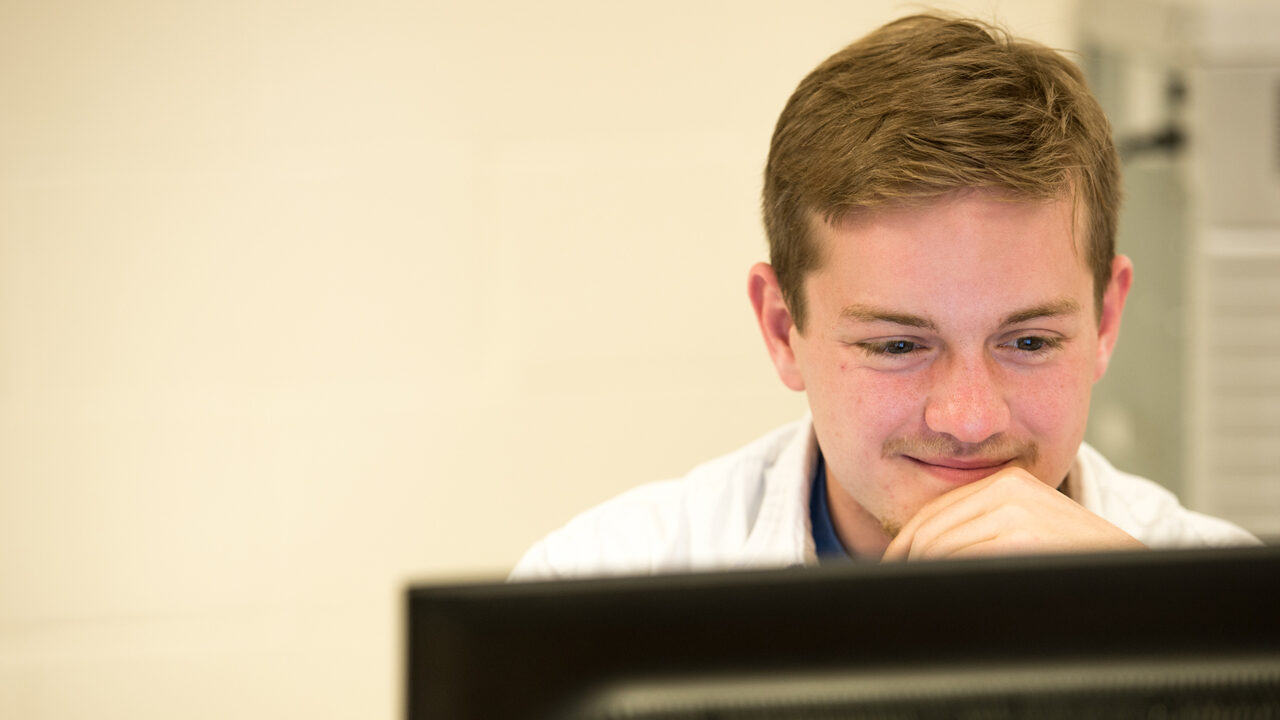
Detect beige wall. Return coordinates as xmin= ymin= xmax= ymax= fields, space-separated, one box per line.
xmin=0 ymin=2 xmax=1077 ymax=717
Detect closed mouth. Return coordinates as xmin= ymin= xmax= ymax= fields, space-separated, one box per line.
xmin=906 ymin=456 xmax=1012 ymax=471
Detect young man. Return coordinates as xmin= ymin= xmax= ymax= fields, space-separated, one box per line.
xmin=511 ymin=14 xmax=1258 ymax=579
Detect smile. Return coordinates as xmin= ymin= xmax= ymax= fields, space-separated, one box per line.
xmin=904 ymin=456 xmax=1012 ymax=483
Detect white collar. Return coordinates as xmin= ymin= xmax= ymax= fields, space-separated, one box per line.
xmin=739 ymin=416 xmax=819 ymax=568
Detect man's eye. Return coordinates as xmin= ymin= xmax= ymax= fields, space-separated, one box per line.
xmin=1009 ymin=336 xmax=1061 ymax=353
xmin=860 ymin=340 xmax=921 ymax=356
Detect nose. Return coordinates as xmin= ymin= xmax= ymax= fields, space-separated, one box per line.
xmin=924 ymin=352 xmax=1012 ymax=445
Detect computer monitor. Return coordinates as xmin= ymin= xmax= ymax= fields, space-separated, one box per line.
xmin=404 ymin=545 xmax=1280 ymax=719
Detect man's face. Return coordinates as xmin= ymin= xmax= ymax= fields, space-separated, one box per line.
xmin=770 ymin=191 xmax=1127 ymax=555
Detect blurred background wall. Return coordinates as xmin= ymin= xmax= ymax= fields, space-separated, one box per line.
xmin=1076 ymin=0 xmax=1280 ymax=539
xmin=1 ymin=1 xmax=1274 ymax=718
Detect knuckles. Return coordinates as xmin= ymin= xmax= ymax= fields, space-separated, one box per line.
xmin=985 ymin=466 xmax=1043 ymax=491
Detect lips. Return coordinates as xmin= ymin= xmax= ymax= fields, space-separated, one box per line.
xmin=905 ymin=455 xmax=1012 ymax=483
xmin=911 ymin=456 xmax=1010 ymax=470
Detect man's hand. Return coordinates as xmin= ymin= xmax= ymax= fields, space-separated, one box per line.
xmin=881 ymin=467 xmax=1146 ymax=562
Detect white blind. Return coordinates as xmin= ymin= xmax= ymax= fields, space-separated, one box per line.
xmin=1194 ymin=244 xmax=1280 ymax=537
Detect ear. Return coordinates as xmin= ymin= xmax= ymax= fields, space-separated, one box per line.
xmin=1093 ymin=254 xmax=1134 ymax=381
xmin=748 ymin=262 xmax=806 ymax=392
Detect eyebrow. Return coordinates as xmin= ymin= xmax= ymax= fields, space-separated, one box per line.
xmin=1000 ymin=298 xmax=1082 ymax=326
xmin=838 ymin=298 xmax=1082 ymax=331
xmin=839 ymin=304 xmax=938 ymax=331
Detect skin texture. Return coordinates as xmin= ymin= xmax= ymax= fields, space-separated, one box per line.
xmin=749 ymin=190 xmax=1142 ymax=561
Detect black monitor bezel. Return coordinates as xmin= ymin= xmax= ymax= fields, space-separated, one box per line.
xmin=405 ymin=545 xmax=1280 ymax=720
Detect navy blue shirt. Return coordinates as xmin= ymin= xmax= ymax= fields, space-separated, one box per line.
xmin=809 ymin=453 xmax=854 ymax=562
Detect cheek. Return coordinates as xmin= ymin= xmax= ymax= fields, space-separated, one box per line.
xmin=815 ymin=364 xmax=921 ymax=443
xmin=1008 ymin=365 xmax=1093 ymax=437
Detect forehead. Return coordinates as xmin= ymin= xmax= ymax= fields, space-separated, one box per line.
xmin=815 ymin=189 xmax=1083 ymax=252
xmin=805 ymin=191 xmax=1092 ymax=320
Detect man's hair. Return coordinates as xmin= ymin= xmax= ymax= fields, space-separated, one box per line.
xmin=763 ymin=14 xmax=1121 ymax=331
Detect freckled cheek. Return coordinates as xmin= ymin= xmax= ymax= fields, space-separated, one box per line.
xmin=820 ymin=370 xmax=922 ymax=447
xmin=1007 ymin=370 xmax=1091 ymax=437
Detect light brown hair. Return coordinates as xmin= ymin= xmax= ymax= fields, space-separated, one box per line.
xmin=763 ymin=14 xmax=1121 ymax=331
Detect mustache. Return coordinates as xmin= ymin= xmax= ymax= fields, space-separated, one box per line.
xmin=881 ymin=434 xmax=1039 ymax=464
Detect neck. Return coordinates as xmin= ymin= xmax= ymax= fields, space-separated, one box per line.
xmin=823 ymin=477 xmax=894 ymax=558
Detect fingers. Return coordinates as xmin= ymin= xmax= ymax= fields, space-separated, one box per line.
xmin=902 ymin=502 xmax=1039 ymax=561
xmin=881 ymin=468 xmax=1144 ymax=562
xmin=882 ymin=472 xmax=1012 ymax=562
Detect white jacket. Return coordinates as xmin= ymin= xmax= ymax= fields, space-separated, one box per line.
xmin=510 ymin=417 xmax=1260 ymax=580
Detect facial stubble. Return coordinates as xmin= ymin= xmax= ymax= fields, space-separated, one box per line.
xmin=873 ymin=434 xmax=1043 ymax=540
